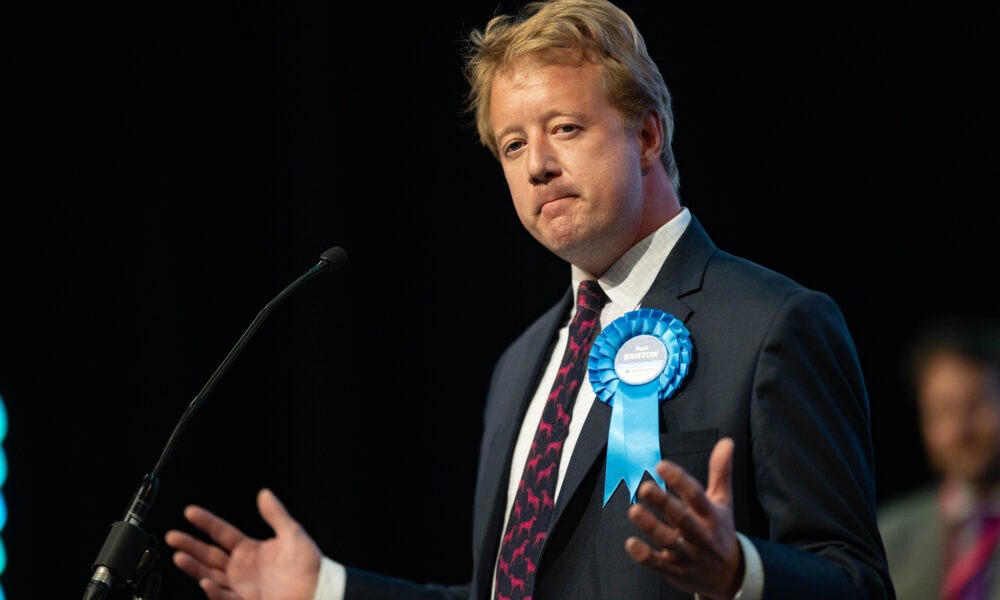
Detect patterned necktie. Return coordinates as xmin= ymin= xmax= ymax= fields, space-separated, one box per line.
xmin=942 ymin=511 xmax=1000 ymax=600
xmin=495 ymin=279 xmax=608 ymax=600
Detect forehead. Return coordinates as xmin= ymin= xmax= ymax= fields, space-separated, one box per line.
xmin=920 ymin=352 xmax=1000 ymax=400
xmin=489 ymin=54 xmax=606 ymax=123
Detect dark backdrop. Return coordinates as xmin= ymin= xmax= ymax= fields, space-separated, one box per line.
xmin=3 ymin=2 xmax=998 ymax=598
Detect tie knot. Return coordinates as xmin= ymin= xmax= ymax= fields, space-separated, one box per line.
xmin=577 ymin=280 xmax=608 ymax=313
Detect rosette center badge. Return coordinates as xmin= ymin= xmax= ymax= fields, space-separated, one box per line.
xmin=587 ymin=308 xmax=693 ymax=505
xmin=614 ymin=334 xmax=668 ymax=385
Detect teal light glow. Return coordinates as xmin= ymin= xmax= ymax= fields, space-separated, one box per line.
xmin=0 ymin=392 xmax=6 ymax=589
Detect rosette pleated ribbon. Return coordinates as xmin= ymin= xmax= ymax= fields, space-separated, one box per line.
xmin=587 ymin=308 xmax=693 ymax=505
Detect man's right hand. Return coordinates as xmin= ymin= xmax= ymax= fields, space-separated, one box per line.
xmin=165 ymin=487 xmax=322 ymax=600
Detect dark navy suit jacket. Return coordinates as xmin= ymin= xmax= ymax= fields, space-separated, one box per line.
xmin=346 ymin=215 xmax=895 ymax=599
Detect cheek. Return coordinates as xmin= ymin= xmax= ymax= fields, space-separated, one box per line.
xmin=506 ymin=189 xmax=539 ymax=234
xmin=501 ymin=168 xmax=529 ymax=211
xmin=973 ymin=409 xmax=1000 ymax=441
xmin=579 ymin=165 xmax=635 ymax=214
xmin=922 ymin=419 xmax=955 ymax=448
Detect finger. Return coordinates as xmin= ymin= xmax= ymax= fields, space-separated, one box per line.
xmin=184 ymin=504 xmax=249 ymax=553
xmin=199 ymin=578 xmax=242 ymax=600
xmin=705 ymin=437 xmax=735 ymax=508
xmin=654 ymin=459 xmax=707 ymax=520
xmin=636 ymin=475 xmax=692 ymax=537
xmin=650 ymin=460 xmax=717 ymax=549
xmin=164 ymin=529 xmax=232 ymax=571
xmin=624 ymin=534 xmax=659 ymax=566
xmin=634 ymin=477 xmax=682 ymax=520
xmin=628 ymin=498 xmax=681 ymax=547
xmin=170 ymin=549 xmax=228 ymax=588
xmin=257 ymin=488 xmax=300 ymax=535
xmin=624 ymin=535 xmax=686 ymax=573
xmin=628 ymin=493 xmax=696 ymax=563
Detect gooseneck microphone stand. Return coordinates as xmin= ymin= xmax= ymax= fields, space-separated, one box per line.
xmin=82 ymin=247 xmax=349 ymax=600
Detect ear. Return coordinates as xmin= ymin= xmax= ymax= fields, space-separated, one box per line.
xmin=637 ymin=110 xmax=664 ymax=171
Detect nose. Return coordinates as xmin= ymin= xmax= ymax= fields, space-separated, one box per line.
xmin=527 ymin=138 xmax=560 ymax=184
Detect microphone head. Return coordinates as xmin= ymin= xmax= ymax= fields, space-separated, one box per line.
xmin=318 ymin=246 xmax=349 ymax=272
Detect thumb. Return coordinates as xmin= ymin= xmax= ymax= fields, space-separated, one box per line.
xmin=257 ymin=487 xmax=300 ymax=535
xmin=706 ymin=437 xmax=735 ymax=507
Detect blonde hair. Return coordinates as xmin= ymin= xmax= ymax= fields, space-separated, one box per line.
xmin=462 ymin=0 xmax=679 ymax=188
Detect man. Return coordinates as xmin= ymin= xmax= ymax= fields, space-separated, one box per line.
xmin=879 ymin=316 xmax=1000 ymax=600
xmin=165 ymin=0 xmax=894 ymax=597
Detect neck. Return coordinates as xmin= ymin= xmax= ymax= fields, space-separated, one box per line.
xmin=635 ymin=168 xmax=682 ymax=243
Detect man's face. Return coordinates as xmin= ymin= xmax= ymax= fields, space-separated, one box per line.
xmin=488 ymin=53 xmax=647 ymax=276
xmin=918 ymin=351 xmax=1000 ymax=486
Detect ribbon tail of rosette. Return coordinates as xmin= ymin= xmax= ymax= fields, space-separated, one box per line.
xmin=603 ymin=394 xmax=628 ymax=506
xmin=622 ymin=380 xmax=664 ymax=502
xmin=603 ymin=381 xmax=663 ymax=505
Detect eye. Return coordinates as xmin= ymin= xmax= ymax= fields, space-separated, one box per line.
xmin=502 ymin=139 xmax=526 ymax=157
xmin=554 ymin=124 xmax=579 ymax=135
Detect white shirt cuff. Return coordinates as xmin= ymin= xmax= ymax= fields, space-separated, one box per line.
xmin=734 ymin=532 xmax=764 ymax=599
xmin=313 ymin=556 xmax=347 ymax=600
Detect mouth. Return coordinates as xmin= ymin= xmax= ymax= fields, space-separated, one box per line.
xmin=539 ymin=190 xmax=577 ymax=209
xmin=538 ymin=195 xmax=577 ymax=219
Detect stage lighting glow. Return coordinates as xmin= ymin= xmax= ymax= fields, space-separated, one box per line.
xmin=0 ymin=392 xmax=7 ymax=593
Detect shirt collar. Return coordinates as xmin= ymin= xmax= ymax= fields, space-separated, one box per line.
xmin=939 ymin=476 xmax=1000 ymax=525
xmin=570 ymin=207 xmax=691 ymax=325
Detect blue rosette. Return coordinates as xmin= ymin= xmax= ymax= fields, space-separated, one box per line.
xmin=587 ymin=308 xmax=693 ymax=505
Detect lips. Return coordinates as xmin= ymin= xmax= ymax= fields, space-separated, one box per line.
xmin=538 ymin=190 xmax=577 ymax=210
xmin=538 ymin=195 xmax=576 ymax=217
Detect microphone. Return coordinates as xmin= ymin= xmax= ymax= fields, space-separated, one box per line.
xmin=82 ymin=246 xmax=349 ymax=600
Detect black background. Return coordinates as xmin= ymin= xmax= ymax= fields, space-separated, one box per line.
xmin=3 ymin=1 xmax=998 ymax=598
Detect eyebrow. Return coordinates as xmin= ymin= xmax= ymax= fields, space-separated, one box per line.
xmin=494 ymin=108 xmax=588 ymax=144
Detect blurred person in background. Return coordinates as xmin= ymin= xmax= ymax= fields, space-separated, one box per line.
xmin=879 ymin=315 xmax=1000 ymax=600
